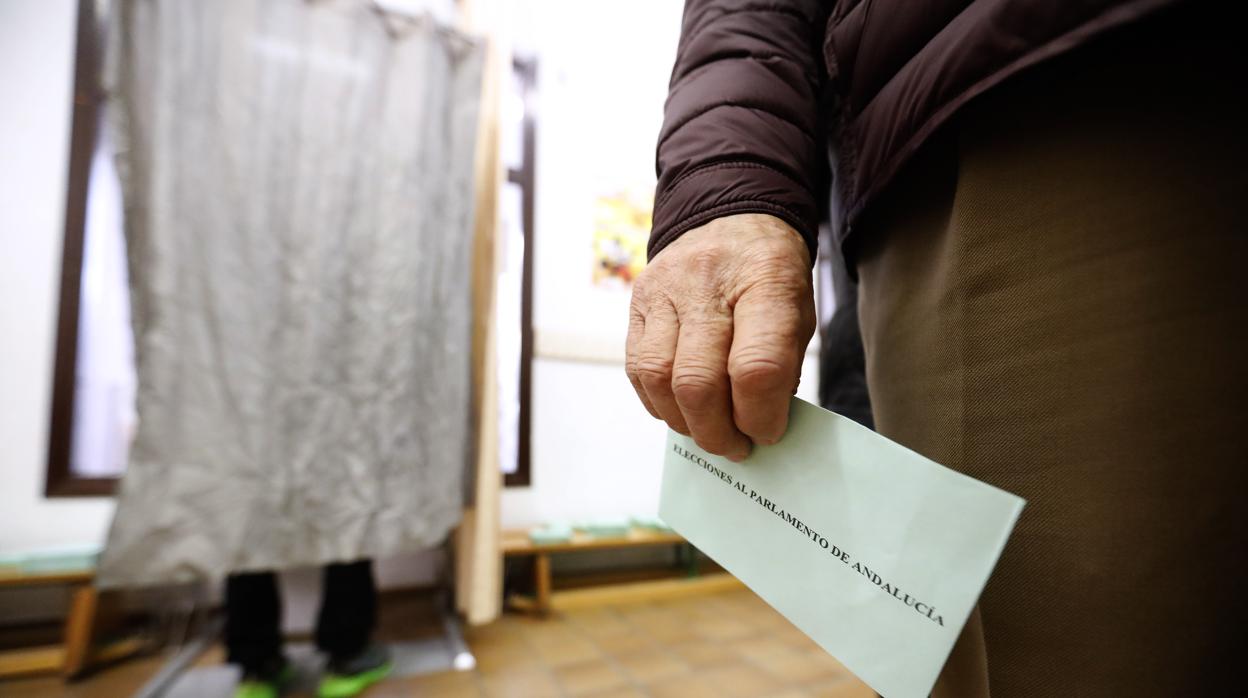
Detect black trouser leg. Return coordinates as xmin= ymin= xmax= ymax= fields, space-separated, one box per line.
xmin=225 ymin=571 xmax=284 ymax=677
xmin=314 ymin=560 xmax=377 ymax=661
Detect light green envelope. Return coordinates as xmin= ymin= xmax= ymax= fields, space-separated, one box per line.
xmin=659 ymin=397 xmax=1025 ymax=698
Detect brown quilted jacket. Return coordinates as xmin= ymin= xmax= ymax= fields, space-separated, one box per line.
xmin=648 ymin=0 xmax=1184 ymax=263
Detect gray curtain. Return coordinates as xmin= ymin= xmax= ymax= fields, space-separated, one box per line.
xmin=98 ymin=0 xmax=483 ymax=587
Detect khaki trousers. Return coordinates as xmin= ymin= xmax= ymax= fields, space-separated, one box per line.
xmin=856 ymin=18 xmax=1247 ymax=697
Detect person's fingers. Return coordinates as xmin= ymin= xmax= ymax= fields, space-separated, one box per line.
xmin=672 ymin=308 xmax=751 ymax=461
xmin=729 ymin=288 xmax=813 ymax=445
xmin=633 ymin=301 xmax=689 ymax=435
xmin=625 ymin=302 xmax=660 ymax=419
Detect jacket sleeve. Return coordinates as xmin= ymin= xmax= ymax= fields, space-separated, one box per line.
xmin=648 ymin=0 xmax=830 ymax=262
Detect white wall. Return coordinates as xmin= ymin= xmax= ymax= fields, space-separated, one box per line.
xmin=501 ymin=0 xmax=819 ymax=530
xmin=0 ymin=0 xmax=117 ymax=556
xmin=524 ymin=0 xmax=683 ymax=352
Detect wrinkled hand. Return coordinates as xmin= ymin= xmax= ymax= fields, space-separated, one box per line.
xmin=626 ymin=214 xmax=816 ymax=461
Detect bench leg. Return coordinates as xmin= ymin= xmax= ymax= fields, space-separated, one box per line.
xmin=683 ymin=543 xmax=699 ymax=578
xmin=534 ymin=554 xmax=552 ymax=615
xmin=61 ymin=584 xmax=98 ymax=679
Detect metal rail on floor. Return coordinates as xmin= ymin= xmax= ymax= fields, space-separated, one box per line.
xmin=132 ymin=615 xmax=221 ymax=698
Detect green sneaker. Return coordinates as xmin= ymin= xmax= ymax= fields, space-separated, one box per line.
xmin=317 ymin=645 xmax=392 ymax=698
xmin=234 ymin=662 xmax=293 ymax=698
xmin=234 ymin=679 xmax=280 ymax=698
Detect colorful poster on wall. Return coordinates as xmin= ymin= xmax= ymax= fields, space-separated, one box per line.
xmin=592 ymin=188 xmax=652 ymax=289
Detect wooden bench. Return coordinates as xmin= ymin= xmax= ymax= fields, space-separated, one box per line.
xmin=501 ymin=527 xmax=741 ymax=614
xmin=0 ymin=569 xmax=142 ymax=680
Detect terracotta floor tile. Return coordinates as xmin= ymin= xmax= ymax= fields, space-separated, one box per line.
xmin=0 ymin=653 xmax=168 ymax=698
xmin=524 ymin=624 xmax=583 ymax=648
xmin=725 ymin=590 xmax=772 ymax=609
xmin=534 ymin=636 xmax=603 ymax=667
xmin=667 ymin=639 xmax=738 ymax=668
xmin=404 ymin=670 xmax=478 ymax=686
xmin=765 ymin=690 xmax=811 ymax=698
xmin=399 ymin=669 xmax=481 ymax=694
xmin=475 ymin=643 xmax=538 ymax=675
xmin=467 ymin=618 xmax=528 ymax=645
xmin=594 ymin=630 xmax=656 ymax=656
xmin=613 ymin=648 xmax=690 ymax=684
xmin=691 ymin=617 xmax=757 ymax=642
xmin=702 ymin=662 xmax=789 ymax=697
xmin=398 ymin=670 xmax=484 ymax=697
xmin=726 ymin=635 xmax=797 ymax=664
xmin=641 ymin=620 xmax=701 ymax=644
xmin=576 ymin=616 xmax=636 ymax=640
xmin=771 ymin=624 xmax=819 ymax=647
xmin=734 ymin=608 xmax=792 ymax=631
xmin=789 ymin=635 xmax=828 ymax=654
xmin=563 ymin=607 xmax=623 ymax=626
xmin=467 ymin=633 xmax=531 ymax=656
xmin=759 ymin=648 xmax=841 ymax=684
xmin=583 ymin=687 xmax=649 ymax=698
xmin=646 ymin=672 xmax=724 ymax=698
xmin=621 ymin=606 xmax=674 ymax=625
xmin=481 ymin=668 xmax=561 ymax=698
xmin=614 ymin=603 xmax=663 ymax=619
xmin=630 ymin=606 xmax=698 ymax=628
xmin=552 ymin=659 xmax=629 ymax=696
xmin=685 ymin=597 xmax=743 ymax=621
xmin=806 ymin=676 xmax=877 ymax=698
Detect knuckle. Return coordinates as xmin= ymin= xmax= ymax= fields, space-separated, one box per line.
xmin=631 ymin=271 xmax=665 ymax=306
xmin=686 ymin=247 xmax=726 ymax=284
xmin=634 ymin=355 xmax=674 ymax=388
xmin=743 ymin=242 xmax=795 ymax=268
xmin=624 ymin=361 xmax=640 ymax=384
xmin=733 ymin=258 xmax=811 ymax=300
xmin=747 ymin=272 xmax=808 ymax=302
xmin=671 ymin=368 xmax=722 ymax=411
xmin=629 ymin=280 xmax=651 ymax=306
xmin=627 ymin=303 xmax=646 ymax=325
xmin=729 ymin=354 xmax=791 ymax=394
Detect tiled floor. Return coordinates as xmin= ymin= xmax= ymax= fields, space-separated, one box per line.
xmin=0 ymin=588 xmax=875 ymax=697
xmin=391 ymin=589 xmax=875 ymax=698
xmin=0 ymin=652 xmax=174 ymax=698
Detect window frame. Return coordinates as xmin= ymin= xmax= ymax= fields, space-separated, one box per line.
xmin=504 ymin=56 xmax=537 ymax=488
xmin=46 ymin=0 xmax=116 ymax=497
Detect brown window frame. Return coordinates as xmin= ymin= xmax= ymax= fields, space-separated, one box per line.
xmin=46 ymin=0 xmax=116 ymax=497
xmin=504 ymin=56 xmax=537 ymax=488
